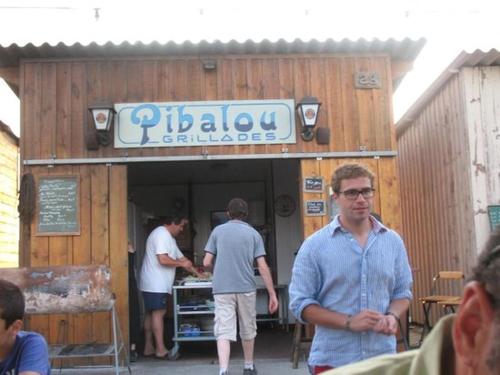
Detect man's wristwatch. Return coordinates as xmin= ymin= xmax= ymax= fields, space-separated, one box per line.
xmin=345 ymin=314 xmax=353 ymax=331
xmin=386 ymin=311 xmax=400 ymax=323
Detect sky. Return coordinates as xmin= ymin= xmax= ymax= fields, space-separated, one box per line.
xmin=0 ymin=0 xmax=498 ymax=137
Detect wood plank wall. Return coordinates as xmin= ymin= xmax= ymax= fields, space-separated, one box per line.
xmin=463 ymin=67 xmax=500 ymax=253
xmin=20 ymin=164 xmax=128 ymax=354
xmin=19 ymin=53 xmax=396 ymax=345
xmin=0 ymin=130 xmax=19 ymax=267
xmin=300 ymin=157 xmax=402 ymax=237
xmin=20 ymin=54 xmax=395 ymax=162
xmin=397 ymin=74 xmax=474 ymax=325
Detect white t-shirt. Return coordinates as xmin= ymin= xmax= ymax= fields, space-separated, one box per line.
xmin=139 ymin=225 xmax=184 ymax=294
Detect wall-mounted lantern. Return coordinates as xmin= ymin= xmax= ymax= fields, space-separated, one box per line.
xmin=88 ymin=103 xmax=116 ymax=147
xmin=202 ymin=59 xmax=217 ymax=71
xmin=296 ymin=96 xmax=321 ymax=141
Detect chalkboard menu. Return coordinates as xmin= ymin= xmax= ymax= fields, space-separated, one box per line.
xmin=488 ymin=205 xmax=500 ymax=230
xmin=305 ymin=200 xmax=326 ymax=216
xmin=36 ymin=176 xmax=80 ymax=235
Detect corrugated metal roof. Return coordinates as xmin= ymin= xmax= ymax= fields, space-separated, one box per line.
xmin=0 ymin=38 xmax=425 ymax=68
xmin=396 ymin=48 xmax=500 ymax=134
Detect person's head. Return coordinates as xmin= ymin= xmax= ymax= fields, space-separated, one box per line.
xmin=453 ymin=228 xmax=500 ymax=374
xmin=162 ymin=213 xmax=188 ymax=237
xmin=227 ymin=198 xmax=248 ymax=220
xmin=0 ymin=279 xmax=25 ymax=350
xmin=331 ymin=163 xmax=375 ymax=224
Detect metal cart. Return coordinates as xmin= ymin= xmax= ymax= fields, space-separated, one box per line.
xmin=171 ymin=282 xmax=215 ymax=358
xmin=171 ymin=281 xmax=289 ymax=358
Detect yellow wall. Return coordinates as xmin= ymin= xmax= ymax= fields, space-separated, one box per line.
xmin=0 ymin=129 xmax=19 ymax=267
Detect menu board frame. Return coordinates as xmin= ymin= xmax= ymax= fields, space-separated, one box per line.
xmin=35 ymin=175 xmax=80 ymax=236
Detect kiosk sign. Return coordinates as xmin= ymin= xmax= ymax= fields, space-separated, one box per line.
xmin=114 ymin=99 xmax=296 ymax=148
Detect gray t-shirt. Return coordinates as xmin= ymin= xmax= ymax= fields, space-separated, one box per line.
xmin=204 ymin=219 xmax=266 ymax=294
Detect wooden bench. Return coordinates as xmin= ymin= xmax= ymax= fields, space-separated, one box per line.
xmin=1 ymin=265 xmax=130 ymax=374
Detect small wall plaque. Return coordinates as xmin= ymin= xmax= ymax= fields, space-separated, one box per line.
xmin=304 ymin=177 xmax=324 ymax=193
xmin=355 ymin=72 xmax=381 ymax=89
xmin=305 ymin=200 xmax=326 ymax=216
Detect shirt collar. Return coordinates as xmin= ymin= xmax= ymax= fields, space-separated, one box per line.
xmin=329 ymin=214 xmax=388 ymax=236
xmin=412 ymin=314 xmax=455 ymax=375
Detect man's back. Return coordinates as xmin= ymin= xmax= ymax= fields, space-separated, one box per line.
xmin=205 ymin=220 xmax=265 ymax=294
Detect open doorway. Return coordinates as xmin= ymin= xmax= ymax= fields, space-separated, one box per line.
xmin=126 ymin=158 xmax=302 ymax=355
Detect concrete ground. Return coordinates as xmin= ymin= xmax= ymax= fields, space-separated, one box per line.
xmin=58 ymin=358 xmax=309 ymax=375
xmin=58 ymin=325 xmax=310 ymax=374
xmin=128 ymin=357 xmax=309 ymax=374
xmin=53 ymin=324 xmax=427 ymax=374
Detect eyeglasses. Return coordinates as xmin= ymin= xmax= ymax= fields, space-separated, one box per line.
xmin=337 ymin=188 xmax=375 ymax=200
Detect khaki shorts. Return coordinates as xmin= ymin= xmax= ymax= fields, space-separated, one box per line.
xmin=213 ymin=292 xmax=257 ymax=341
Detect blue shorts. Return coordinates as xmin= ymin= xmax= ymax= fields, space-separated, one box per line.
xmin=142 ymin=291 xmax=168 ymax=311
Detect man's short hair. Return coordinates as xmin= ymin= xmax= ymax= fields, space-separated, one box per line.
xmin=227 ymin=198 xmax=248 ymax=220
xmin=470 ymin=227 xmax=500 ymax=308
xmin=161 ymin=212 xmax=188 ymax=226
xmin=0 ymin=279 xmax=25 ymax=328
xmin=331 ymin=163 xmax=375 ymax=193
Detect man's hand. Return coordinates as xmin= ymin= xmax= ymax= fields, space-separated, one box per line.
xmin=268 ymin=294 xmax=279 ymax=314
xmin=348 ymin=310 xmax=385 ymax=332
xmin=373 ymin=314 xmax=398 ymax=335
xmin=180 ymin=258 xmax=193 ymax=269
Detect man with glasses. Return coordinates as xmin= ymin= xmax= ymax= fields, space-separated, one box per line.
xmin=326 ymin=227 xmax=500 ymax=375
xmin=289 ymin=163 xmax=412 ymax=374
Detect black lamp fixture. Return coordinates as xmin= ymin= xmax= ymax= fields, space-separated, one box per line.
xmin=88 ymin=103 xmax=116 ymax=146
xmin=202 ymin=59 xmax=217 ymax=71
xmin=296 ymin=96 xmax=322 ymax=141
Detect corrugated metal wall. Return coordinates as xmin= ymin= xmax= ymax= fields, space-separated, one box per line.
xmin=397 ymin=73 xmax=475 ymax=325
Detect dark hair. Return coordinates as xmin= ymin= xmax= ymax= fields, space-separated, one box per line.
xmin=469 ymin=228 xmax=500 ymax=308
xmin=0 ymin=279 xmax=25 ymax=328
xmin=160 ymin=213 xmax=187 ymax=226
xmin=331 ymin=163 xmax=375 ymax=193
xmin=227 ymin=198 xmax=248 ymax=220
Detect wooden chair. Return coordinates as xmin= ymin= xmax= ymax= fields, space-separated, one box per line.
xmin=290 ymin=322 xmax=313 ymax=369
xmin=438 ymin=297 xmax=462 ymax=314
xmin=418 ymin=271 xmax=464 ymax=345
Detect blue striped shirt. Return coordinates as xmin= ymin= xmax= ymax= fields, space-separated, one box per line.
xmin=289 ymin=215 xmax=413 ymax=368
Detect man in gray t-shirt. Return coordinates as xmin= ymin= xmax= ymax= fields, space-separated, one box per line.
xmin=204 ymin=198 xmax=278 ymax=375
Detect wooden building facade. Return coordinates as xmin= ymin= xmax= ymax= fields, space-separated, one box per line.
xmin=397 ymin=49 xmax=500 ymax=324
xmin=0 ymin=120 xmax=19 ymax=268
xmin=0 ymin=38 xmax=424 ymax=349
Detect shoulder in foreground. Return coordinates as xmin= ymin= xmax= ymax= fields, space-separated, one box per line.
xmin=377 ymin=226 xmax=404 ymax=242
xmin=327 ymin=350 xmax=417 ymax=374
xmin=296 ymin=223 xmax=332 ymax=255
xmin=304 ymin=222 xmax=332 ymax=241
xmin=20 ymin=330 xmax=47 ymax=341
